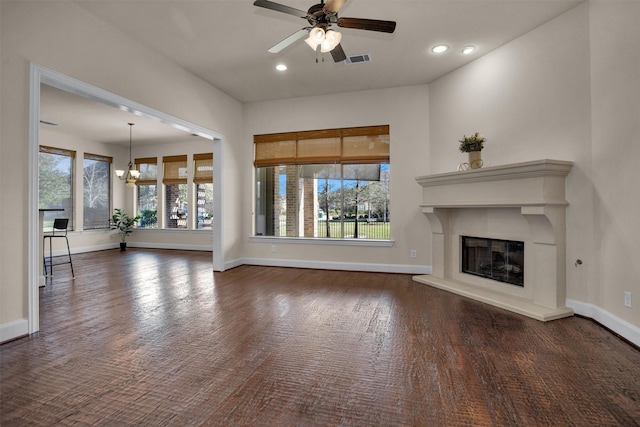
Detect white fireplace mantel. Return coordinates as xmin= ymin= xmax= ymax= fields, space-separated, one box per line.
xmin=414 ymin=159 xmax=574 ymax=321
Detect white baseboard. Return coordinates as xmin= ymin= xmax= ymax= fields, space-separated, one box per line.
xmin=567 ymin=299 xmax=640 ymax=347
xmin=235 ymin=258 xmax=432 ymax=275
xmin=46 ymin=243 xmax=212 ymax=257
xmin=46 ymin=243 xmax=118 ymax=257
xmin=0 ymin=318 xmax=29 ymax=344
xmin=129 ymin=242 xmax=212 ymax=252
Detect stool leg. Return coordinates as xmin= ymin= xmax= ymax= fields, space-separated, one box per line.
xmin=65 ymin=236 xmax=74 ymax=278
xmin=43 ymin=237 xmax=48 ymax=276
xmin=49 ymin=236 xmax=53 ymax=277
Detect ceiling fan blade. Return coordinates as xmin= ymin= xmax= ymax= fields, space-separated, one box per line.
xmin=267 ymin=28 xmax=310 ymax=53
xmin=331 ymin=43 xmax=347 ymax=62
xmin=324 ymin=0 xmax=346 ymax=14
xmin=253 ymin=0 xmax=309 ymax=19
xmin=337 ymin=17 xmax=396 ymax=33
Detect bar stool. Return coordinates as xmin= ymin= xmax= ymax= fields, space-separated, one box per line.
xmin=43 ymin=218 xmax=75 ymax=278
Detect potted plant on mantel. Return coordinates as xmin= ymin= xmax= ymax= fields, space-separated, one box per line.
xmin=459 ymin=132 xmax=486 ymax=169
xmin=111 ymin=208 xmax=141 ymax=251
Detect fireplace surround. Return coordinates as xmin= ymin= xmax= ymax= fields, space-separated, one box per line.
xmin=414 ymin=159 xmax=574 ymax=321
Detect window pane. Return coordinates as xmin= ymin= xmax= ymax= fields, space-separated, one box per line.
xmin=342 ymin=163 xmax=390 ymax=239
xmin=255 ymin=166 xmax=287 ymax=236
xmin=39 ymin=150 xmax=73 ymax=230
xmin=83 ymin=158 xmax=110 ymax=229
xmin=255 ymin=163 xmax=390 ymax=240
xmin=166 ymin=183 xmax=188 ymax=228
xmin=196 ymin=183 xmax=213 ymax=229
xmin=137 ymin=184 xmax=158 ymax=229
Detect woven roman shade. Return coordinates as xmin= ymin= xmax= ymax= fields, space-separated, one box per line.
xmin=193 ymin=153 xmax=213 ymax=184
xmin=163 ymin=155 xmax=187 ymax=184
xmin=135 ymin=157 xmax=158 ymax=185
xmin=84 ymin=153 xmax=112 ymax=163
xmin=40 ymin=145 xmax=76 ymax=158
xmin=254 ymin=125 xmax=389 ymax=167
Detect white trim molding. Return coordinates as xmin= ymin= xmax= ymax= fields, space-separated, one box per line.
xmin=567 ymin=299 xmax=640 ymax=347
xmin=0 ymin=319 xmax=29 ymax=344
xmin=239 ymin=258 xmax=431 ymax=275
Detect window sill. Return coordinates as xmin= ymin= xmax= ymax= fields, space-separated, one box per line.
xmin=136 ymin=228 xmax=213 ymax=232
xmin=249 ymin=236 xmax=394 ymax=247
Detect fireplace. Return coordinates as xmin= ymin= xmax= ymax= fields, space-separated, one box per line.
xmin=461 ymin=236 xmax=524 ymax=287
xmin=414 ymin=160 xmax=574 ymax=321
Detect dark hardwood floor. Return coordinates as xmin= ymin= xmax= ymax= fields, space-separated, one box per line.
xmin=1 ymin=248 xmax=639 ymax=426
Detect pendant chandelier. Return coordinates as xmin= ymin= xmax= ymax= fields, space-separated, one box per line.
xmin=115 ymin=123 xmax=140 ymax=188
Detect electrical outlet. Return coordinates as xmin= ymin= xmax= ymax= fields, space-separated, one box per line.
xmin=624 ymin=291 xmax=632 ymax=308
xmin=410 ymin=250 xmax=417 ymax=258
xmin=271 ymin=244 xmax=276 ymax=253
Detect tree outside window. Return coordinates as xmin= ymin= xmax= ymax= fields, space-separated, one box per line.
xmin=83 ymin=153 xmax=111 ymax=229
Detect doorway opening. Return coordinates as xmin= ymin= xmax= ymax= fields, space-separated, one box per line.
xmin=29 ymin=63 xmax=225 ymax=335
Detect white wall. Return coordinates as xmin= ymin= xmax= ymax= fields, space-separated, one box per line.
xmin=242 ymin=85 xmax=432 ymax=272
xmin=0 ymin=0 xmax=244 ymax=338
xmin=428 ymin=1 xmax=640 ymax=333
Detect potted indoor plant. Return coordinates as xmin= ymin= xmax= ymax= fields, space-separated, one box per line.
xmin=459 ymin=132 xmax=486 ymax=169
xmin=111 ymin=208 xmax=141 ymax=251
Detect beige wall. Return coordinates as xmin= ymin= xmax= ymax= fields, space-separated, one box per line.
xmin=242 ymin=85 xmax=432 ymax=272
xmin=0 ymin=1 xmax=243 ymax=332
xmin=428 ymin=1 xmax=640 ymax=330
xmin=588 ymin=1 xmax=640 ymax=326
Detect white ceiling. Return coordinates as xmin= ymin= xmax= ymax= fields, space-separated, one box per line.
xmin=40 ymin=84 xmax=193 ymax=146
xmin=42 ymin=0 xmax=582 ymax=143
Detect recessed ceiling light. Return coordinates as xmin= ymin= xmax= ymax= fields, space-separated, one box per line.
xmin=431 ymin=44 xmax=449 ymax=54
xmin=461 ymin=45 xmax=476 ymax=55
xmin=276 ymin=64 xmax=287 ymax=71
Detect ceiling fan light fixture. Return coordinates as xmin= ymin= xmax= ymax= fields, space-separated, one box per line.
xmin=305 ymin=27 xmax=326 ymax=49
xmin=322 ymin=29 xmax=342 ymax=52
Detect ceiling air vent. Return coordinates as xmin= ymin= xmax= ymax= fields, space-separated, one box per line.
xmin=344 ymin=54 xmax=371 ymax=64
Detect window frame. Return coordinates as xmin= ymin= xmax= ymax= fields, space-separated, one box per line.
xmin=39 ymin=145 xmax=76 ymax=231
xmin=253 ymin=125 xmax=392 ymax=244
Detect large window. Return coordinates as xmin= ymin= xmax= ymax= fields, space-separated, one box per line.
xmin=163 ymin=155 xmax=188 ymax=229
xmin=39 ymin=146 xmax=75 ymax=230
xmin=83 ymin=153 xmax=111 ymax=229
xmin=194 ymin=153 xmax=213 ymax=230
xmin=254 ymin=126 xmax=390 ymax=239
xmin=135 ymin=157 xmax=158 ymax=228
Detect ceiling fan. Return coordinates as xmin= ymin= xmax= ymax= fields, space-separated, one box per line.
xmin=254 ymin=0 xmax=396 ymax=62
